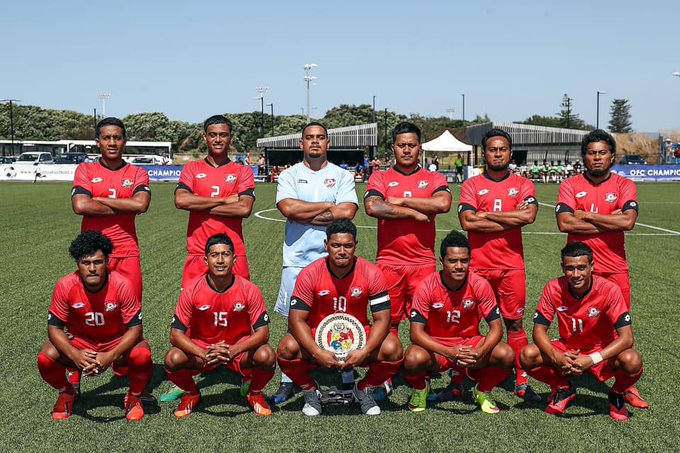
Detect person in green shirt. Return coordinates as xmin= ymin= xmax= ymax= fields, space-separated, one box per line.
xmin=455 ymin=154 xmax=464 ymax=183
xmin=530 ymin=160 xmax=541 ymax=181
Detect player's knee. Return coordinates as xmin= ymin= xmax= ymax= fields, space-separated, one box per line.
xmin=519 ymin=344 xmax=541 ymax=370
xmin=380 ymin=335 xmax=404 ymax=362
xmin=276 ymin=335 xmax=300 ymax=361
xmin=403 ymin=346 xmax=428 ymax=373
xmin=494 ymin=342 xmax=515 ymax=369
xmin=38 ymin=341 xmax=60 ymax=361
xmin=617 ymin=348 xmax=643 ymax=374
xmin=129 ymin=344 xmax=152 ymax=367
xmin=164 ymin=348 xmax=187 ymax=372
xmin=254 ymin=344 xmax=277 ymax=370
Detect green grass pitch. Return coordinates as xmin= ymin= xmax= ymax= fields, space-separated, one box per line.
xmin=1 ymin=181 xmax=679 ymax=452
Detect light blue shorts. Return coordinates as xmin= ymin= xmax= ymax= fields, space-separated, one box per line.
xmin=274 ymin=266 xmax=304 ymax=317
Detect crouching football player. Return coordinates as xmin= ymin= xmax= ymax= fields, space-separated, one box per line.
xmin=520 ymin=242 xmax=644 ymax=421
xmin=37 ymin=231 xmax=152 ymax=421
xmin=164 ymin=234 xmax=275 ymax=418
xmin=277 ymin=219 xmax=403 ymax=416
xmin=403 ymin=230 xmax=514 ymax=414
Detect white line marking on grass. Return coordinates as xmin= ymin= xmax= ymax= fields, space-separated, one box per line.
xmin=538 ymin=202 xmax=680 ymax=236
xmin=255 ymin=208 xmax=678 ymax=236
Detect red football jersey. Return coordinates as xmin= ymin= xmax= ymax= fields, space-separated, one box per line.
xmin=459 ymin=173 xmax=537 ymax=270
xmin=556 ymin=173 xmax=638 ymax=273
xmin=290 ymin=257 xmax=390 ymax=328
xmin=365 ymin=166 xmax=450 ymax=266
xmin=48 ymin=272 xmax=142 ymax=345
xmin=177 ymin=159 xmax=255 ymax=256
xmin=173 ymin=275 xmax=268 ymax=345
xmin=535 ymin=275 xmax=631 ymax=351
xmin=410 ymin=271 xmax=499 ymax=340
xmin=72 ymin=161 xmax=150 ymax=257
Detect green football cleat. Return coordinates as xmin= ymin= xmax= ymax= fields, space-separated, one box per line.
xmin=408 ymin=384 xmax=429 ymax=413
xmin=159 ymin=384 xmax=186 ymax=403
xmin=472 ymin=385 xmax=500 ymax=414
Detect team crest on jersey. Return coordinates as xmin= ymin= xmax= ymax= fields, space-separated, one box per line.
xmin=121 ymin=178 xmax=133 ymax=188
xmin=463 ymin=299 xmax=474 ymax=309
xmin=350 ymin=287 xmax=363 ymax=298
xmin=605 ymin=193 xmax=618 ymax=203
xmin=507 ymin=188 xmax=519 ymax=197
xmin=91 ymin=177 xmax=103 ymax=183
xmin=588 ymin=307 xmax=600 ymax=318
xmin=557 ymin=306 xmax=569 ymax=312
xmin=233 ymin=302 xmax=245 ymax=312
xmin=324 ymin=178 xmax=336 ymax=188
xmin=225 ymin=174 xmax=236 ymax=183
xmin=105 ymin=302 xmax=117 ymax=312
xmin=432 ymin=302 xmax=444 ymax=310
xmin=71 ymin=302 xmax=85 ymax=309
xmin=576 ymin=191 xmax=587 ymax=198
xmin=417 ymin=180 xmax=429 ymax=189
xmin=198 ymin=304 xmax=211 ymax=311
xmin=477 ymin=189 xmax=490 ymax=196
xmin=318 ymin=290 xmax=331 ymax=297
xmin=388 ymin=181 xmax=400 ymax=187
xmin=196 ymin=173 xmax=207 ymax=179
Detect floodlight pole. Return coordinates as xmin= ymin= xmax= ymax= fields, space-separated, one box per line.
xmin=98 ymin=93 xmax=111 ymax=118
xmin=266 ymin=103 xmax=274 ymax=135
xmin=1 ymin=99 xmax=20 ymax=157
xmin=304 ymin=64 xmax=317 ymax=122
xmin=255 ymin=87 xmax=269 ymax=137
xmin=461 ymin=93 xmax=465 ymax=122
xmin=596 ymin=90 xmax=607 ymax=129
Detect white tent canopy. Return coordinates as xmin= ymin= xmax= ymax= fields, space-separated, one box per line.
xmin=421 ymin=130 xmax=472 ymax=153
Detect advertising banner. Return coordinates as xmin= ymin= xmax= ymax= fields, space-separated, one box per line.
xmin=611 ymin=165 xmax=680 ymax=182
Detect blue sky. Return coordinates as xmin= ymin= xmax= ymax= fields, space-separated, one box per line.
xmin=2 ymin=0 xmax=679 ymax=132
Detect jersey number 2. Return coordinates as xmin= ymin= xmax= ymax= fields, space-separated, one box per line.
xmin=85 ymin=312 xmax=105 ymax=327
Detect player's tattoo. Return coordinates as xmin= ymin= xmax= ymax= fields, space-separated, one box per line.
xmin=310 ymin=210 xmax=334 ymax=225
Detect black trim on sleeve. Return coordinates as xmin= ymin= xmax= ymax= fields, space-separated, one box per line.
xmin=457 ymin=203 xmax=477 ymax=215
xmin=171 ymin=314 xmax=188 ymax=332
xmin=174 ymin=182 xmax=192 ymax=193
xmin=125 ymin=310 xmax=143 ymax=329
xmin=622 ymin=200 xmax=639 ymax=213
xmin=485 ymin=306 xmax=501 ymax=323
xmin=133 ymin=184 xmax=151 ymax=195
xmin=71 ymin=186 xmax=92 ymax=198
xmin=363 ymin=189 xmax=385 ymax=200
xmin=239 ymin=188 xmax=255 ymax=198
xmin=409 ymin=309 xmax=427 ymax=324
xmin=614 ymin=312 xmax=632 ymax=329
xmin=289 ymin=297 xmax=311 ymax=312
xmin=253 ymin=311 xmax=270 ymax=330
xmin=533 ymin=311 xmax=551 ymax=326
xmin=433 ymin=185 xmax=451 ymax=194
xmin=523 ymin=196 xmax=538 ymax=206
xmin=48 ymin=311 xmax=67 ymax=328
xmin=555 ymin=202 xmax=574 ymax=215
xmin=370 ymin=300 xmax=391 ymax=313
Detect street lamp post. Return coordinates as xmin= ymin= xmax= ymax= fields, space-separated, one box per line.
xmin=1 ymin=99 xmax=20 ymax=157
xmin=596 ymin=90 xmax=607 ymax=129
xmin=98 ymin=93 xmax=111 ymax=118
xmin=461 ymin=94 xmax=465 ymax=122
xmin=266 ymin=103 xmax=274 ymax=135
xmin=304 ymin=63 xmax=317 ymax=122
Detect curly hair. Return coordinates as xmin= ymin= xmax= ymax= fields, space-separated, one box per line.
xmin=69 ymin=230 xmax=113 ymax=261
xmin=326 ymin=219 xmax=357 ymax=240
xmin=439 ymin=230 xmax=470 ymax=258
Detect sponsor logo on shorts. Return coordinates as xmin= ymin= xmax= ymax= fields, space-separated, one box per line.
xmin=605 ymin=193 xmax=618 ymax=203
xmin=318 ymin=290 xmax=331 ymax=296
xmin=417 ymin=180 xmax=429 ymax=189
xmin=478 ymin=189 xmax=490 ymax=195
xmin=91 ymin=177 xmax=103 ymax=183
xmin=388 ymin=181 xmax=400 ymax=187
xmin=71 ymin=302 xmax=85 ymax=309
xmin=105 ymin=302 xmax=117 ymax=312
xmin=588 ymin=307 xmax=600 ymax=318
xmin=463 ymin=299 xmax=474 ymax=309
xmin=225 ymin=174 xmax=236 ymax=183
xmin=507 ymin=188 xmax=519 ymax=197
xmin=324 ymin=178 xmax=336 ymax=188
xmin=576 ymin=191 xmax=587 ymax=198
xmin=233 ymin=302 xmax=245 ymax=312
xmin=350 ymin=287 xmax=363 ymax=298
xmin=121 ymin=178 xmax=133 ymax=188
xmin=196 ymin=173 xmax=207 ymax=179
xmin=198 ymin=304 xmax=211 ymax=311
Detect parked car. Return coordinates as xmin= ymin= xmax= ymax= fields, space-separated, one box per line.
xmin=0 ymin=156 xmax=15 ymax=164
xmin=55 ymin=152 xmax=88 ymax=164
xmin=619 ymin=154 xmax=646 ymax=165
xmin=14 ymin=152 xmax=54 ymax=165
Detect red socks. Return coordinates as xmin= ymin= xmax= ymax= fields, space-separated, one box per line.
xmin=37 ymin=353 xmax=71 ymax=392
xmin=507 ymin=330 xmax=529 ymax=386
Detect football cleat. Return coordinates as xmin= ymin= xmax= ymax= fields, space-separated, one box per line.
xmin=372 ymin=379 xmax=394 ymax=402
xmin=159 ymin=384 xmax=185 ymax=403
xmin=408 ymin=385 xmax=429 ymax=413
xmin=302 ymin=388 xmax=323 ymax=416
xmin=514 ymin=383 xmax=543 ymax=403
xmin=247 ymin=392 xmax=272 ymax=417
xmin=273 ymin=382 xmax=298 ymax=405
xmin=609 ymin=391 xmax=631 ymax=422
xmin=353 ymin=385 xmax=380 ymax=416
xmin=545 ymin=385 xmax=576 ymax=415
xmin=139 ymin=390 xmax=158 ymax=406
xmin=624 ymin=386 xmax=648 ymax=409
xmin=174 ymin=393 xmax=201 ymax=419
xmin=472 ymin=385 xmax=500 ymax=414
xmin=51 ymin=391 xmax=77 ymax=420
xmin=428 ymin=381 xmax=464 ymax=403
xmin=124 ymin=394 xmax=144 ymax=421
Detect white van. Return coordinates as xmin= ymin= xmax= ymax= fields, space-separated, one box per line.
xmin=14 ymin=152 xmax=54 ymax=165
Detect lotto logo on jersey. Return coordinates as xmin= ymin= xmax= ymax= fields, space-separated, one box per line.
xmin=198 ymin=304 xmax=211 ymax=311
xmin=417 ymin=180 xmax=429 ymax=189
xmin=91 ymin=177 xmax=103 ymax=183
xmin=121 ymin=178 xmax=133 ymax=188
xmin=233 ymin=302 xmax=245 ymax=312
xmin=588 ymin=307 xmax=600 ymax=318
xmin=432 ymin=302 xmax=444 ymax=310
xmin=105 ymin=302 xmax=117 ymax=312
xmin=557 ymin=306 xmax=569 ymax=312
xmin=318 ymin=290 xmax=331 ymax=297
xmin=477 ymin=189 xmax=490 ymax=196
xmin=410 ymin=310 xmax=418 ymax=318
xmin=324 ymin=178 xmax=336 ymax=188
xmin=576 ymin=191 xmax=587 ymax=198
xmin=350 ymin=287 xmax=363 ymax=298
xmin=71 ymin=302 xmax=85 ymax=310
xmin=196 ymin=173 xmax=207 ymax=179
xmin=463 ymin=299 xmax=474 ymax=309
xmin=225 ymin=174 xmax=236 ymax=183
xmin=507 ymin=188 xmax=519 ymax=197
xmin=388 ymin=181 xmax=399 ymax=187
xmin=263 ymin=313 xmax=269 ymax=322
xmin=605 ymin=193 xmax=618 ymax=203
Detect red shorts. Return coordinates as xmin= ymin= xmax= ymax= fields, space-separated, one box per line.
xmin=473 ymin=268 xmax=526 ymax=320
xmin=596 ymin=271 xmax=631 ymax=310
xmin=431 ymin=335 xmax=485 ymax=371
xmin=108 ymin=256 xmax=143 ymax=302
xmin=69 ymin=336 xmax=149 ymax=373
xmin=550 ymin=339 xmax=615 ymax=382
xmin=181 ymin=254 xmax=250 ymax=289
xmin=377 ymin=262 xmax=436 ymax=328
xmin=186 ymin=337 xmax=253 ymax=377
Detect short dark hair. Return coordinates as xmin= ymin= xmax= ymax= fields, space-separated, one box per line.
xmin=203 ymin=115 xmax=233 ymax=134
xmin=205 ymin=233 xmax=235 ymax=255
xmin=392 ymin=122 xmax=421 ymax=143
xmin=440 ymin=230 xmax=470 ymax=258
xmin=301 ymin=121 xmax=328 ymax=137
xmin=581 ymin=129 xmax=616 ymax=156
xmin=95 ymin=117 xmax=126 ymax=139
xmin=561 ymin=241 xmax=593 ymax=262
xmin=69 ymin=230 xmax=113 ymax=261
xmin=326 ymin=219 xmax=357 ymax=241
xmin=482 ymin=128 xmax=512 ymax=150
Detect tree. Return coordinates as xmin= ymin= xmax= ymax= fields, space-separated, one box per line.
xmin=123 ymin=112 xmax=170 ymax=141
xmin=520 ymin=114 xmax=563 ymax=128
xmin=609 ymin=99 xmax=633 ymax=133
xmin=554 ymin=94 xmax=591 ymax=130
